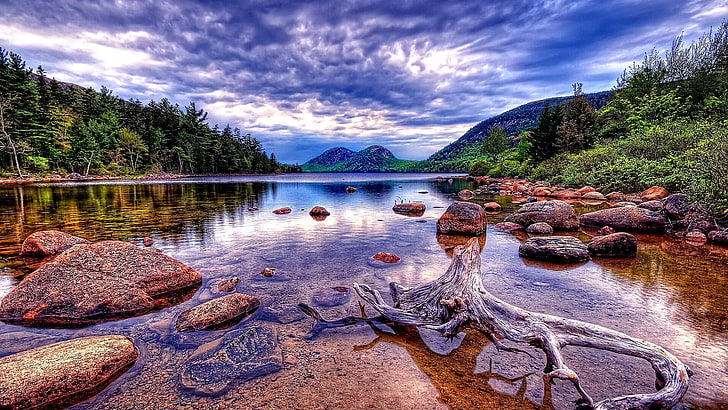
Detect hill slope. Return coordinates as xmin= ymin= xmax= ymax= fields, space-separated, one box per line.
xmin=302 ymin=145 xmax=420 ymax=172
xmin=423 ymin=91 xmax=612 ymax=171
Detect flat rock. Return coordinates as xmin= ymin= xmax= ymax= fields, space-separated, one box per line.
xmin=504 ymin=200 xmax=579 ymax=231
xmin=436 ymin=201 xmax=487 ymax=236
xmin=0 ymin=241 xmax=202 ymax=326
xmin=638 ymin=200 xmax=663 ymax=212
xmin=19 ymin=230 xmax=90 ymax=257
xmin=0 ymin=335 xmax=137 ymax=409
xmin=588 ymin=232 xmax=638 ymax=257
xmin=518 ymin=236 xmax=590 ymax=263
xmin=175 ymin=293 xmax=261 ymax=332
xmin=393 ymin=202 xmax=426 ymax=215
xmin=483 ymin=202 xmax=502 ymax=212
xmin=312 ymin=286 xmax=352 ymax=307
xmin=180 ymin=326 xmax=282 ymax=397
xmin=580 ymin=207 xmax=666 ymax=233
xmin=272 ymin=207 xmax=292 ymax=214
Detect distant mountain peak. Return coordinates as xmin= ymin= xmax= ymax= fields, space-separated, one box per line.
xmin=302 ymin=145 xmax=415 ymax=172
xmin=361 ymin=145 xmax=395 ymax=158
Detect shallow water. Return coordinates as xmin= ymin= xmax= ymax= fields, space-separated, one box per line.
xmin=0 ymin=173 xmax=726 ymax=409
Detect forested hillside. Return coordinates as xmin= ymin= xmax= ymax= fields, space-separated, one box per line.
xmin=0 ymin=49 xmax=295 ymax=177
xmin=423 ymin=91 xmax=611 ymax=171
xmin=464 ymin=21 xmax=728 ymax=215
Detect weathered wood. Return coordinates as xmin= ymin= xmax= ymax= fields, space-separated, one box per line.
xmin=303 ymin=237 xmax=692 ymax=409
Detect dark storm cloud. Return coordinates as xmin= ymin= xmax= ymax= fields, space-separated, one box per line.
xmin=1 ymin=0 xmax=724 ymax=162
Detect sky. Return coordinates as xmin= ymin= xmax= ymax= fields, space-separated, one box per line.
xmin=0 ymin=1 xmax=725 ymax=164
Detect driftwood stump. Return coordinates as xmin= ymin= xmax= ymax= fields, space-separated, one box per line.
xmin=301 ymin=237 xmax=691 ymax=409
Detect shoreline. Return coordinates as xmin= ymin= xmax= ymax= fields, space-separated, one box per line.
xmin=0 ymin=172 xmax=287 ymax=186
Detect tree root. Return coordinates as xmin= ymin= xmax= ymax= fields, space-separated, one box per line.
xmin=352 ymin=237 xmax=691 ymax=409
xmin=301 ymin=237 xmax=692 ymax=409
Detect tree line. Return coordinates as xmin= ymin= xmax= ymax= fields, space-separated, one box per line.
xmin=0 ymin=48 xmax=300 ymax=177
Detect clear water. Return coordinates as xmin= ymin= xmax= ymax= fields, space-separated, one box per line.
xmin=0 ymin=173 xmax=726 ymax=409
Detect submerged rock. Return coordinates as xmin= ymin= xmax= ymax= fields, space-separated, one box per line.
xmin=580 ymin=207 xmax=666 ymax=233
xmin=19 ymin=230 xmax=90 ymax=257
xmin=312 ymin=286 xmax=352 ymax=307
xmin=504 ymin=200 xmax=579 ymax=231
xmin=0 ymin=335 xmax=137 ymax=409
xmin=216 ymin=277 xmax=239 ymax=293
xmin=436 ymin=201 xmax=487 ymax=236
xmin=587 ymin=232 xmax=638 ymax=257
xmin=0 ymin=241 xmax=202 ymax=326
xmin=175 ymin=293 xmax=260 ymax=332
xmin=519 ymin=237 xmax=590 ymax=263
xmin=180 ymin=326 xmax=282 ymax=397
xmin=371 ymin=252 xmax=401 ymax=264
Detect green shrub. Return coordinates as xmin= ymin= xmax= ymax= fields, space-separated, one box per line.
xmin=469 ymin=160 xmax=492 ymax=176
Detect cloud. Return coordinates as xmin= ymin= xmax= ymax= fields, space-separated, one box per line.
xmin=1 ymin=0 xmax=725 ymax=163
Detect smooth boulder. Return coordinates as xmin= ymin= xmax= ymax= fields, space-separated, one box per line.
xmin=579 ymin=207 xmax=666 ymax=233
xmin=587 ymin=232 xmax=638 ymax=257
xmin=180 ymin=326 xmax=282 ymax=397
xmin=0 ymin=241 xmax=202 ymax=326
xmin=0 ymin=335 xmax=137 ymax=409
xmin=19 ymin=230 xmax=90 ymax=256
xmin=175 ymin=293 xmax=260 ymax=332
xmin=308 ymin=206 xmax=330 ymax=216
xmin=436 ymin=201 xmax=487 ymax=236
xmin=504 ymin=200 xmax=579 ymax=231
xmin=518 ymin=237 xmax=590 ymax=263
xmin=526 ymin=222 xmax=554 ymax=235
xmin=640 ymin=186 xmax=669 ymax=201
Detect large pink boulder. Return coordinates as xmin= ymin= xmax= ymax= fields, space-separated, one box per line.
xmin=436 ymin=202 xmax=487 ymax=236
xmin=0 ymin=335 xmax=137 ymax=409
xmin=504 ymin=200 xmax=579 ymax=231
xmin=0 ymin=241 xmax=202 ymax=326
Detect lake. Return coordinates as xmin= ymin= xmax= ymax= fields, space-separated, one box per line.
xmin=0 ymin=173 xmax=726 ymax=409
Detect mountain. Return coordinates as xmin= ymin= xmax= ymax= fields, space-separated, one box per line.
xmin=303 ymin=147 xmax=356 ymax=168
xmin=302 ymin=145 xmax=420 ymax=172
xmin=422 ymin=91 xmax=612 ymax=171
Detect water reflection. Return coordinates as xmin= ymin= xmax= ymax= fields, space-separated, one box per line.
xmin=0 ymin=174 xmax=725 ymax=409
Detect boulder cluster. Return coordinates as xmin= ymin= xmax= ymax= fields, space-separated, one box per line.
xmin=0 ymin=230 xmax=273 ymax=408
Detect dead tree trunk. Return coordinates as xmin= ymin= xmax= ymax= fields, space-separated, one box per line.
xmin=348 ymin=237 xmax=690 ymax=409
